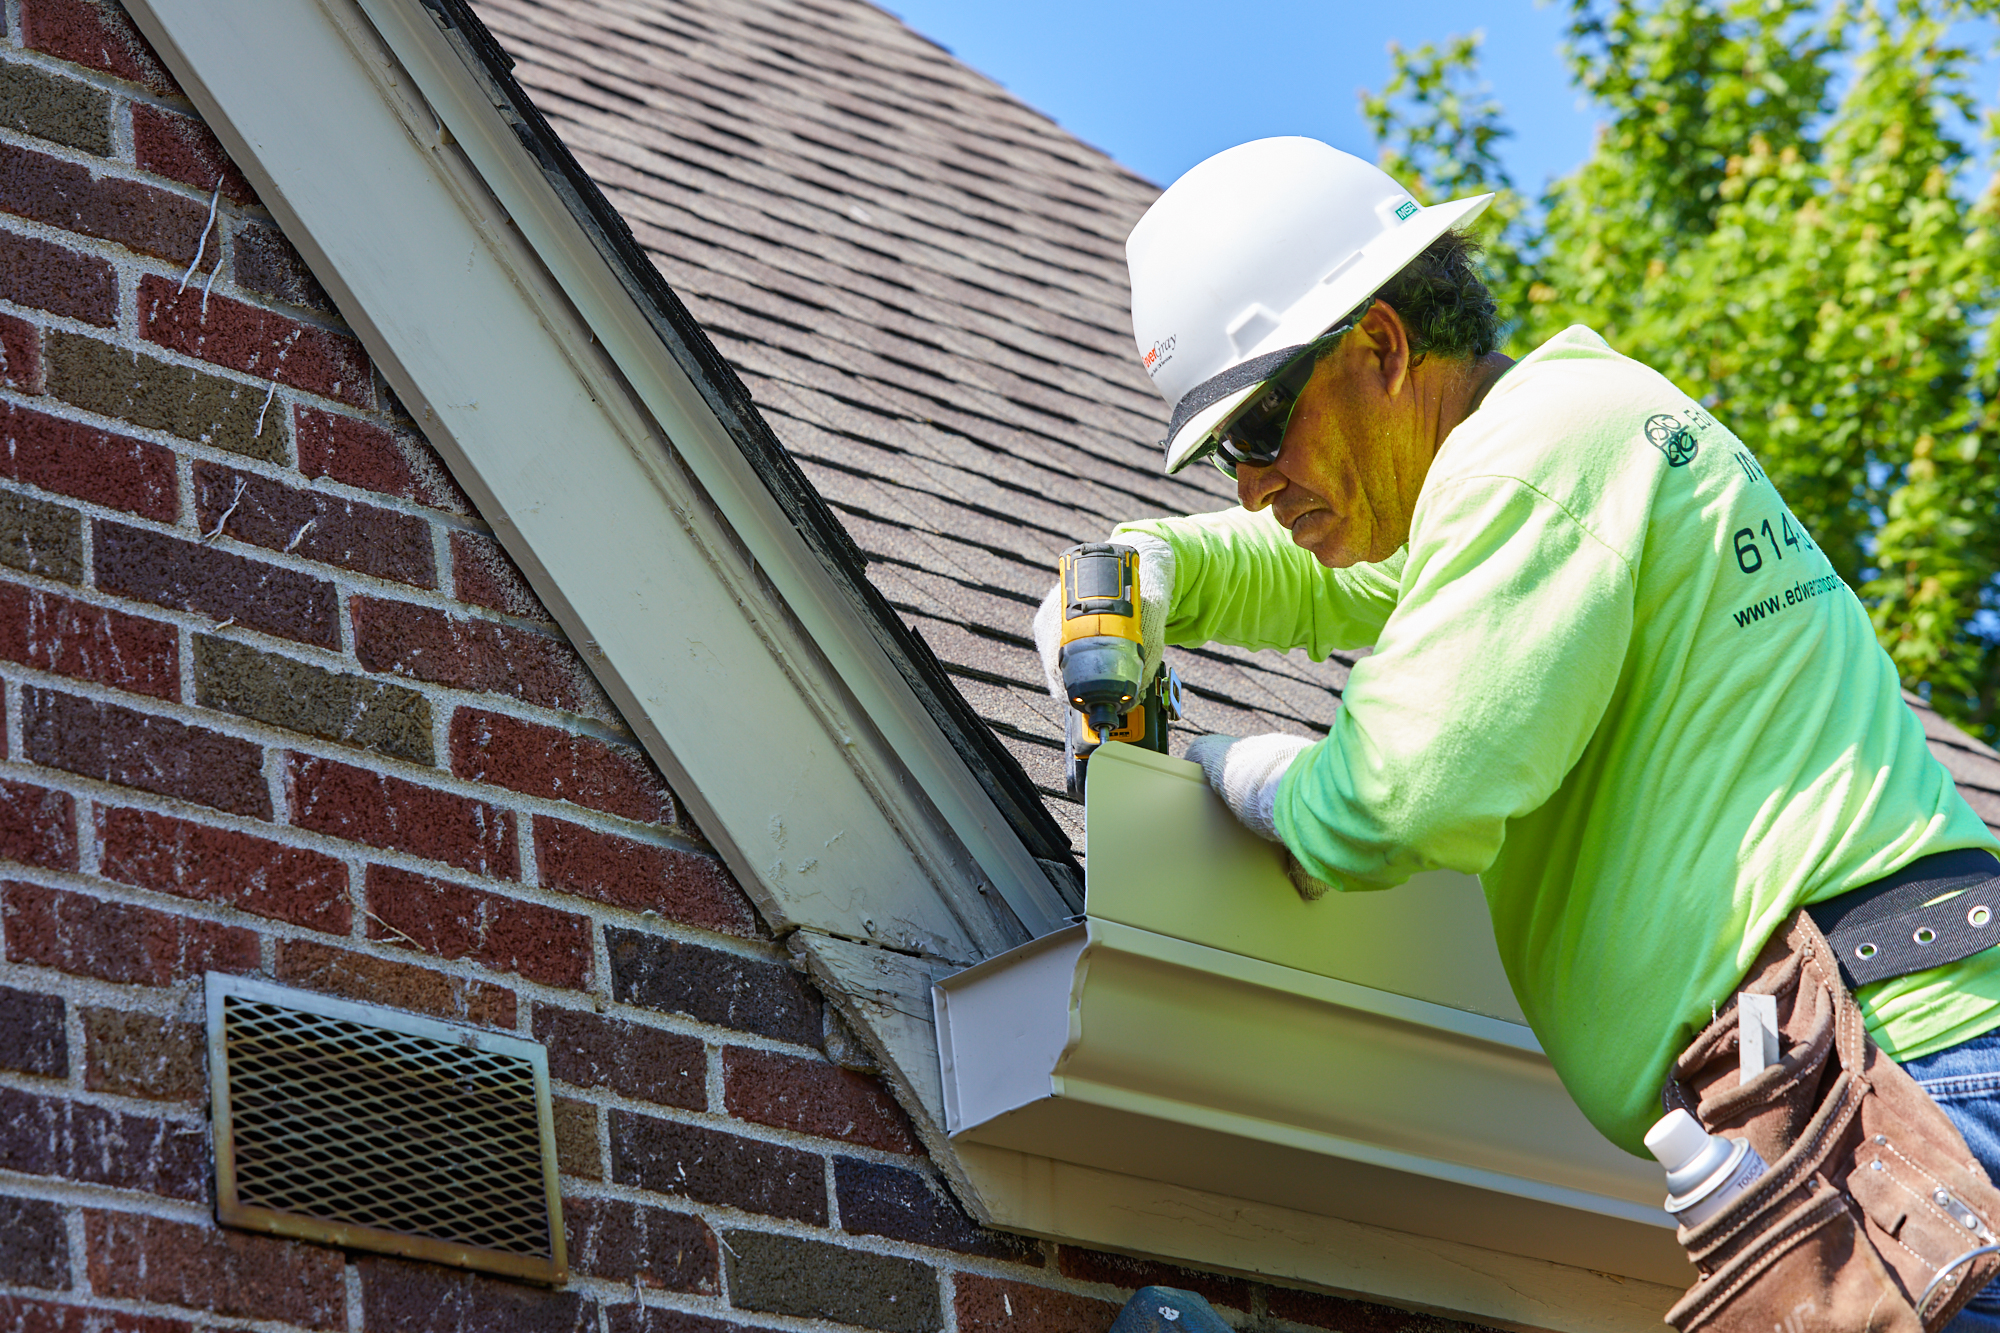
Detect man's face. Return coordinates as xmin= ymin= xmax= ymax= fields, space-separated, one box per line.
xmin=1233 ymin=315 xmax=1426 ymax=567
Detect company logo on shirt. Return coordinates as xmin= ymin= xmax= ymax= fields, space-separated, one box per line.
xmin=1643 ymin=413 xmax=1699 ymax=467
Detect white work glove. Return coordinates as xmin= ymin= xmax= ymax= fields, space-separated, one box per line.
xmin=1183 ymin=732 xmax=1335 ymax=902
xmin=1033 ymin=530 xmax=1174 ymax=703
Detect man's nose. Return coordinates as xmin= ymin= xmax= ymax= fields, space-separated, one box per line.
xmin=1237 ymin=461 xmax=1285 ymax=511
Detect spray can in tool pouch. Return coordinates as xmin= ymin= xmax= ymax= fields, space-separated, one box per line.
xmin=1645 ymin=1108 xmax=1768 ymax=1227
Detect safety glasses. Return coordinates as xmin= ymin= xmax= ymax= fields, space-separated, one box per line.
xmin=1191 ymin=308 xmax=1366 ymax=480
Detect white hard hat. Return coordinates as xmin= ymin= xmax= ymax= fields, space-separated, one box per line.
xmin=1127 ymin=137 xmax=1494 ymax=474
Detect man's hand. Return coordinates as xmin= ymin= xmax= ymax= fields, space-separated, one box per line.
xmin=1184 ymin=732 xmax=1334 ymax=902
xmin=1034 ymin=531 xmax=1175 ymax=703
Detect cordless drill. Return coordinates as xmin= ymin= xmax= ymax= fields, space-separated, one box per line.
xmin=1056 ymin=543 xmax=1180 ymax=797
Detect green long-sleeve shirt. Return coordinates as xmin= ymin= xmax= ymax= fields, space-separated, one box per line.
xmin=1118 ymin=326 xmax=2000 ymax=1156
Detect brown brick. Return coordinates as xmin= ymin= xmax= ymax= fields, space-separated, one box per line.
xmin=273 ymin=938 xmax=515 ymax=1027
xmin=194 ymin=634 xmax=431 ymax=763
xmin=537 ymin=818 xmax=755 ymax=935
xmin=366 ymin=865 xmax=586 ymax=986
xmin=0 ymin=1297 xmax=190 ymax=1333
xmin=289 ymin=755 xmax=517 ymax=878
xmin=835 ymin=1157 xmax=1039 ymax=1261
xmin=0 ymin=310 xmax=40 ymax=393
xmin=0 ymin=56 xmax=110 ymax=154
xmin=956 ymin=1276 xmax=1119 ymax=1333
xmin=533 ymin=1004 xmax=704 ymax=1108
xmin=724 ymin=1046 xmax=918 ymax=1153
xmin=0 ymin=228 xmax=115 ymax=324
xmin=723 ymin=1230 xmax=937 ymax=1333
xmin=0 ymin=982 xmax=66 ymax=1077
xmin=87 ymin=1211 xmax=344 ymax=1328
xmin=0 ymin=1198 xmax=69 ymax=1289
xmin=20 ymin=0 xmax=181 ymax=96
xmin=94 ymin=520 xmax=337 ymax=648
xmin=97 ymin=805 xmax=349 ymax=932
xmin=232 ymin=222 xmax=332 ymax=314
xmin=453 ymin=707 xmax=671 ymax=824
xmin=565 ymin=1197 xmax=717 ymax=1292
xmin=1056 ymin=1248 xmax=1253 ymax=1311
xmin=195 ymin=462 xmax=435 ymax=587
xmin=353 ymin=597 xmax=615 ymax=720
xmin=139 ymin=275 xmax=367 ymax=407
xmin=0 ymin=778 xmax=76 ymax=872
xmin=295 ymin=406 xmax=471 ymax=514
xmin=81 ymin=1007 xmax=202 ymax=1102
xmin=131 ymin=103 xmax=255 ymax=205
xmin=607 ymin=930 xmax=818 ymax=1044
xmin=1264 ymin=1287 xmax=1490 ymax=1332
xmin=604 ymin=1308 xmax=737 ymax=1333
xmin=448 ymin=529 xmax=549 ymax=620
xmin=0 ymin=490 xmax=81 ymax=582
xmin=611 ymin=1111 xmax=826 ymax=1223
xmin=45 ymin=331 xmax=279 ymax=460
xmin=0 ymin=401 xmax=177 ymax=518
xmin=358 ymin=1255 xmax=595 ymax=1333
xmin=553 ymin=1094 xmax=600 ymax=1180
xmin=22 ymin=686 xmax=270 ymax=817
xmin=3 ymin=881 xmax=257 ymax=985
xmin=0 ymin=1086 xmax=205 ymax=1198
xmin=0 ymin=142 xmax=213 ymax=265
xmin=0 ymin=585 xmax=178 ymax=700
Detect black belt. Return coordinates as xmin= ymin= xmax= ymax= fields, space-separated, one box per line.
xmin=1806 ymin=848 xmax=2000 ymax=990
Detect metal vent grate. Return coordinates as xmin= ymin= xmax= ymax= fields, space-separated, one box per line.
xmin=207 ymin=973 xmax=566 ymax=1283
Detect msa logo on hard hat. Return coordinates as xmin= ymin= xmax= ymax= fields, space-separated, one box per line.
xmin=1142 ymin=335 xmax=1176 ymax=379
xmin=1394 ymin=200 xmax=1419 ymax=221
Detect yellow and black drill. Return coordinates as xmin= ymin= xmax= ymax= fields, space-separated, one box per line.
xmin=1056 ymin=543 xmax=1180 ymax=797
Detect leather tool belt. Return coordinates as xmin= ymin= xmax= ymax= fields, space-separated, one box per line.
xmin=1662 ymin=905 xmax=2000 ymax=1332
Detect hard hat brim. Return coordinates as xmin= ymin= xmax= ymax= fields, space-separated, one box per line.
xmin=1161 ymin=190 xmax=1496 ymax=475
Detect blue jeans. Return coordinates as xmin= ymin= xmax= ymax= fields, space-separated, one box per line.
xmin=1901 ymin=1028 xmax=2000 ymax=1330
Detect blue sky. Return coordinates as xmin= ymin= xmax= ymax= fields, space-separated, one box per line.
xmin=882 ymin=0 xmax=1601 ymax=193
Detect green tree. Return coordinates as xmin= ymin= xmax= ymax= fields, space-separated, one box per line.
xmin=1366 ymin=2 xmax=2000 ymax=741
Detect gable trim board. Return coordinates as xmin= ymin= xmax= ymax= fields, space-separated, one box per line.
xmin=116 ymin=0 xmax=1683 ymax=1324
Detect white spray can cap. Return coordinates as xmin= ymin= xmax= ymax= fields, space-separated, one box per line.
xmin=1645 ymin=1108 xmax=1768 ymax=1227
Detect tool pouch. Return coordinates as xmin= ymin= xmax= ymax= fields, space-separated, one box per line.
xmin=1662 ymin=910 xmax=2000 ymax=1333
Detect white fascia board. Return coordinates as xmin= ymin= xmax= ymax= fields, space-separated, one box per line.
xmin=122 ymin=0 xmax=1068 ymax=960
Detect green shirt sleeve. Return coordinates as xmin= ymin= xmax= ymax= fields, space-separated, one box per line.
xmin=1114 ymin=506 xmax=1405 ymax=657
xmin=1276 ymin=474 xmax=1637 ymax=890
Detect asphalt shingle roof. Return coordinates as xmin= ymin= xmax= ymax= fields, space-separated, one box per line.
xmin=466 ymin=0 xmax=1999 ymax=852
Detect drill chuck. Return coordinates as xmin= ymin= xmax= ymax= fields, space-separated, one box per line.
xmin=1060 ymin=634 xmax=1146 ymax=739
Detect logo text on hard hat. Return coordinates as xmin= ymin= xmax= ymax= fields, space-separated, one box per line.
xmin=1394 ymin=200 xmax=1419 ymax=221
xmin=1142 ymin=335 xmax=1177 ymax=379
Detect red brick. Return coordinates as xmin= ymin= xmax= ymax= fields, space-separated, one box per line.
xmin=353 ymin=596 xmax=615 ymax=719
xmin=273 ymin=938 xmax=516 ymax=1027
xmin=449 ymin=529 xmax=550 ymax=620
xmin=1055 ymin=1248 xmax=1253 ymax=1310
xmin=0 ymin=586 xmax=178 ymax=700
xmin=194 ymin=462 xmax=435 ymax=587
xmin=366 ymin=864 xmax=587 ymax=986
xmin=0 ymin=779 xmax=75 ymax=872
xmin=1265 ymin=1288 xmax=1489 ymax=1332
xmin=295 ymin=406 xmax=472 ymax=514
xmin=452 ymin=707 xmax=672 ymax=824
xmin=537 ymin=816 xmax=756 ymax=935
xmin=22 ymin=686 xmax=270 ymax=817
xmin=82 ymin=1006 xmax=203 ymax=1101
xmin=0 ymin=1086 xmax=206 ymax=1199
xmin=724 ymin=1046 xmax=919 ymax=1154
xmin=0 ymin=402 xmax=178 ymax=520
xmin=956 ymin=1275 xmax=1119 ymax=1333
xmin=0 ymin=142 xmax=211 ymax=265
xmin=233 ymin=222 xmax=332 ymax=314
xmin=131 ymin=103 xmax=256 ymax=206
xmin=532 ymin=1003 xmax=705 ymax=1108
xmin=98 ymin=805 xmax=349 ymax=932
xmin=565 ymin=1197 xmax=718 ymax=1291
xmin=20 ymin=0 xmax=181 ymax=96
xmin=0 ymin=228 xmax=116 ymax=325
xmin=139 ymin=275 xmax=367 ymax=407
xmin=0 ymin=1296 xmax=191 ymax=1333
xmin=359 ymin=1255 xmax=594 ymax=1332
xmin=0 ymin=311 xmax=39 ymax=394
xmin=288 ymin=754 xmax=517 ymax=878
xmin=2 ymin=881 xmax=257 ymax=985
xmin=86 ymin=1211 xmax=344 ymax=1329
xmin=94 ymin=520 xmax=338 ymax=649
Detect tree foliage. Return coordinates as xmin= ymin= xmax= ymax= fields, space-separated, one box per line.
xmin=1365 ymin=1 xmax=2000 ymax=742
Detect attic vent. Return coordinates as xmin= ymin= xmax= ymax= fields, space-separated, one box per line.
xmin=207 ymin=973 xmax=567 ymax=1284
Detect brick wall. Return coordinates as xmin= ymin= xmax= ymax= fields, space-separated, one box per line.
xmin=0 ymin=3 xmax=1492 ymax=1331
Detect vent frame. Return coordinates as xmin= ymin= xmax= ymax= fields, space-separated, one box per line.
xmin=206 ymin=972 xmax=567 ymax=1284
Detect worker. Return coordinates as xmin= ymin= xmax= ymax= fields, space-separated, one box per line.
xmin=1035 ymin=137 xmax=2000 ymax=1328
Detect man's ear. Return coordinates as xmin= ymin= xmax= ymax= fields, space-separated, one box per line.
xmin=1355 ymin=300 xmax=1413 ymax=397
